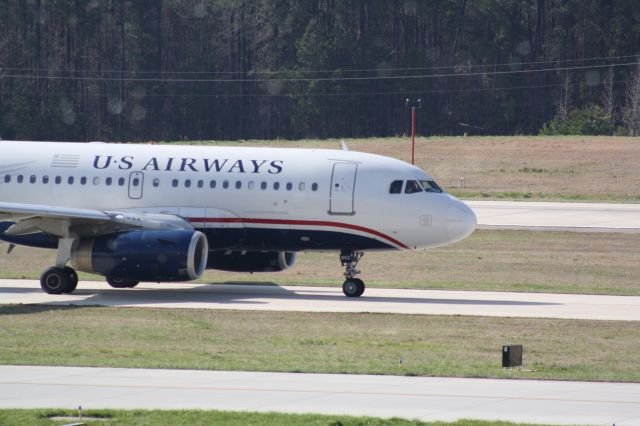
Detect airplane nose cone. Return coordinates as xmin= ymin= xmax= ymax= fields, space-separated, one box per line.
xmin=447 ymin=200 xmax=477 ymax=242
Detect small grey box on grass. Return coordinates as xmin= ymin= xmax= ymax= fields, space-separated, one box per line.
xmin=502 ymin=345 xmax=523 ymax=367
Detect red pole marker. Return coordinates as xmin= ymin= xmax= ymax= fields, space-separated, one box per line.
xmin=411 ymin=106 xmax=416 ymax=165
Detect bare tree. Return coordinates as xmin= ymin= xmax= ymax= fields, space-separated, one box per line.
xmin=557 ymin=72 xmax=572 ymax=121
xmin=623 ymin=64 xmax=640 ymax=136
xmin=601 ymin=67 xmax=615 ymax=126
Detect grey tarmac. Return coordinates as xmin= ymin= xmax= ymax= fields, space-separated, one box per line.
xmin=469 ymin=200 xmax=640 ymax=232
xmin=1 ymin=366 xmax=639 ymax=425
xmin=2 ymin=279 xmax=640 ymax=321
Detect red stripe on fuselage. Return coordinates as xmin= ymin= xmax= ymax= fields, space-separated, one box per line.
xmin=186 ymin=217 xmax=410 ymax=250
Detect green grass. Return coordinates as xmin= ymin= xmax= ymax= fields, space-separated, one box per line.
xmin=0 ymin=409 xmax=555 ymax=426
xmin=2 ymin=305 xmax=640 ymax=382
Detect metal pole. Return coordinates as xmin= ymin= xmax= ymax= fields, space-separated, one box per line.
xmin=405 ymin=98 xmax=421 ymax=165
xmin=411 ymin=106 xmax=416 ymax=165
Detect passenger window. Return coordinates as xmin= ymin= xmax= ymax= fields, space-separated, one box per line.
xmin=80 ymin=177 xmax=87 ymax=185
xmin=105 ymin=177 xmax=112 ymax=186
xmin=273 ymin=182 xmax=280 ymax=190
xmin=312 ymin=183 xmax=318 ymax=191
xmin=405 ymin=180 xmax=423 ymax=194
xmin=235 ymin=181 xmax=242 ymax=189
xmin=389 ymin=180 xmax=403 ymax=194
xmin=30 ymin=175 xmax=36 ymax=184
xmin=197 ymin=180 xmax=203 ymax=188
xmin=42 ymin=176 xmax=49 ymax=184
xmin=17 ymin=175 xmax=23 ymax=183
xmin=153 ymin=178 xmax=160 ymax=187
xmin=286 ymin=182 xmax=293 ymax=191
xmin=185 ymin=179 xmax=191 ymax=188
xmin=248 ymin=181 xmax=255 ymax=190
xmin=3 ymin=175 xmax=9 ymax=183
xmin=55 ymin=176 xmax=62 ymax=184
xmin=172 ymin=179 xmax=179 ymax=188
xmin=223 ymin=180 xmax=229 ymax=189
xmin=68 ymin=176 xmax=74 ymax=185
xmin=260 ymin=181 xmax=267 ymax=190
xmin=210 ymin=180 xmax=216 ymax=189
xmin=118 ymin=177 xmax=125 ymax=186
xmin=93 ymin=177 xmax=100 ymax=185
xmin=299 ymin=183 xmax=305 ymax=191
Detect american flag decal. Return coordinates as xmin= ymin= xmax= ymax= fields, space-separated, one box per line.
xmin=51 ymin=154 xmax=80 ymax=168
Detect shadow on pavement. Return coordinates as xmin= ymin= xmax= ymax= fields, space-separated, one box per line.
xmin=0 ymin=281 xmax=559 ymax=308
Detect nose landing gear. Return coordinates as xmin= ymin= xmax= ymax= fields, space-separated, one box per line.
xmin=340 ymin=250 xmax=365 ymax=297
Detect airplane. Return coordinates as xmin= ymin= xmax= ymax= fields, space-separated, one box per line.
xmin=0 ymin=140 xmax=476 ymax=297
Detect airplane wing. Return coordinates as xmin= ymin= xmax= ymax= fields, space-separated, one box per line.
xmin=0 ymin=201 xmax=111 ymax=221
xmin=0 ymin=201 xmax=193 ymax=238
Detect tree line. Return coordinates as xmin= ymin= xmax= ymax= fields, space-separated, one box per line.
xmin=1 ymin=0 xmax=639 ymax=142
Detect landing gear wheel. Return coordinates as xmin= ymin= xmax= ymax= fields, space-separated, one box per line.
xmin=342 ymin=278 xmax=365 ymax=298
xmin=339 ymin=250 xmax=365 ymax=297
xmin=40 ymin=267 xmax=77 ymax=294
xmin=64 ymin=266 xmax=78 ymax=292
xmin=106 ymin=277 xmax=140 ymax=288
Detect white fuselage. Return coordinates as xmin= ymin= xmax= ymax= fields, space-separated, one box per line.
xmin=0 ymin=141 xmax=475 ymax=252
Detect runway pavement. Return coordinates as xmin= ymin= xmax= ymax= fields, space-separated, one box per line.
xmin=1 ymin=365 xmax=638 ymax=425
xmin=3 ymin=279 xmax=640 ymax=321
xmin=468 ymin=200 xmax=640 ymax=232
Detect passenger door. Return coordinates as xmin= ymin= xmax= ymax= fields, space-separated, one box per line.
xmin=329 ymin=162 xmax=357 ymax=215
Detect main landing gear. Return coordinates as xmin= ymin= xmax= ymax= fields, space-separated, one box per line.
xmin=40 ymin=238 xmax=78 ymax=294
xmin=340 ymin=250 xmax=365 ymax=297
xmin=40 ymin=266 xmax=78 ymax=294
xmin=106 ymin=277 xmax=140 ymax=288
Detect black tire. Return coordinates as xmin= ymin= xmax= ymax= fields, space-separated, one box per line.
xmin=63 ymin=266 xmax=78 ymax=293
xmin=342 ymin=278 xmax=365 ymax=297
xmin=106 ymin=277 xmax=140 ymax=288
xmin=40 ymin=267 xmax=75 ymax=294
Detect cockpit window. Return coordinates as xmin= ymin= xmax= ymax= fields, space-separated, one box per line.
xmin=405 ymin=180 xmax=423 ymax=194
xmin=389 ymin=180 xmax=403 ymax=194
xmin=420 ymin=180 xmax=444 ymax=193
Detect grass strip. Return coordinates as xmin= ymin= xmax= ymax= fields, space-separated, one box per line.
xmin=2 ymin=305 xmax=639 ymax=382
xmin=0 ymin=409 xmax=554 ymax=426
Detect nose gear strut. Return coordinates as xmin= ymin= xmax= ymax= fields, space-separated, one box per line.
xmin=340 ymin=250 xmax=365 ymax=297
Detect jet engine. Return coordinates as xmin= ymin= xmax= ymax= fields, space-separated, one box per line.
xmin=71 ymin=229 xmax=208 ymax=282
xmin=207 ymin=250 xmax=297 ymax=272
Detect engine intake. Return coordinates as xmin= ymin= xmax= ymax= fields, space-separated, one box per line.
xmin=71 ymin=229 xmax=208 ymax=282
xmin=207 ymin=250 xmax=297 ymax=272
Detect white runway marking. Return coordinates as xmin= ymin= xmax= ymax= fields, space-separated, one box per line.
xmin=469 ymin=200 xmax=640 ymax=232
xmin=1 ymin=366 xmax=638 ymax=425
xmin=2 ymin=279 xmax=640 ymax=321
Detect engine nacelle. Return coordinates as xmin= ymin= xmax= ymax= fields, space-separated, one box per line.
xmin=207 ymin=250 xmax=297 ymax=272
xmin=71 ymin=229 xmax=208 ymax=282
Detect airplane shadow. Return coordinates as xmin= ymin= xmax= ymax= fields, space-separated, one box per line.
xmin=0 ymin=282 xmax=560 ymax=308
xmin=0 ymin=304 xmax=92 ymax=315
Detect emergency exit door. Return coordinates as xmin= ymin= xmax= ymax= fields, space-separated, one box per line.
xmin=329 ymin=162 xmax=357 ymax=215
xmin=128 ymin=171 xmax=144 ymax=199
